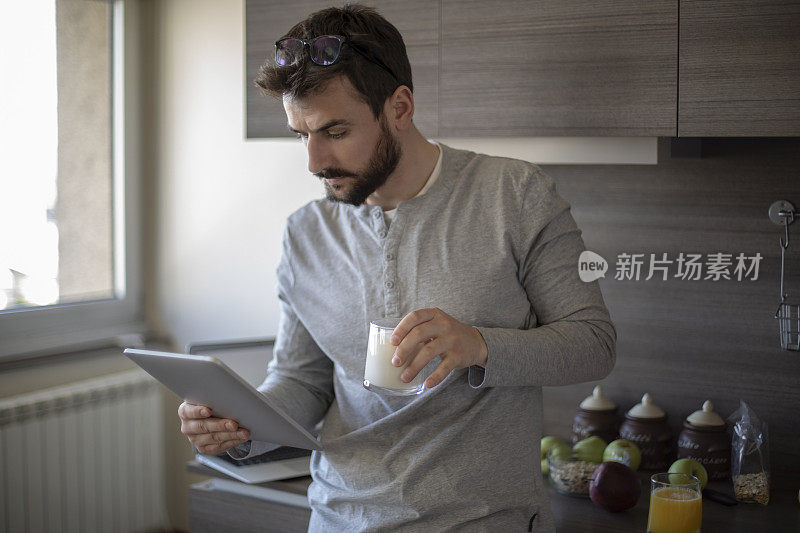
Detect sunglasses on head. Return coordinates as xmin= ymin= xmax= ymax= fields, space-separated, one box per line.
xmin=274 ymin=34 xmax=399 ymax=85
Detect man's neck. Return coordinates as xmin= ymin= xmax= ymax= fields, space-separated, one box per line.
xmin=366 ymin=127 xmax=440 ymax=211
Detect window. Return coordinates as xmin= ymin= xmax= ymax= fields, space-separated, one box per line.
xmin=0 ymin=0 xmax=143 ymax=360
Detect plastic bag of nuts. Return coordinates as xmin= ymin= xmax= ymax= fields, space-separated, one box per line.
xmin=727 ymin=401 xmax=769 ymax=505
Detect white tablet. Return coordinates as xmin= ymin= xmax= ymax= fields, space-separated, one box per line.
xmin=123 ymin=348 xmax=322 ymax=450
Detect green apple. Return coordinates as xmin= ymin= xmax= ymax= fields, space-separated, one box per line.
xmin=540 ymin=436 xmax=569 ymax=476
xmin=602 ymin=439 xmax=642 ymax=471
xmin=544 ymin=444 xmax=571 ymax=475
xmin=572 ymin=436 xmax=606 ymax=463
xmin=540 ymin=436 xmax=568 ymax=460
xmin=548 ymin=444 xmax=572 ymax=462
xmin=668 ymin=458 xmax=708 ymax=489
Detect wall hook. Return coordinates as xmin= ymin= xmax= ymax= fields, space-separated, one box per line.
xmin=771 ymin=200 xmax=798 ymax=351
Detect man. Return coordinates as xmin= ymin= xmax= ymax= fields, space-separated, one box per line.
xmin=179 ymin=4 xmax=615 ymax=531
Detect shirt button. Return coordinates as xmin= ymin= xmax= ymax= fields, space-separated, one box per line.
xmin=385 ymin=281 xmax=394 ymax=289
xmin=379 ymin=230 xmax=387 ymax=239
xmin=373 ymin=210 xmax=381 ymax=219
xmin=386 ymin=253 xmax=394 ymax=261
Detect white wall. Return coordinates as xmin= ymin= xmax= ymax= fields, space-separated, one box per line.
xmin=149 ymin=0 xmax=656 ymax=349
xmin=150 ymin=0 xmax=320 ymax=347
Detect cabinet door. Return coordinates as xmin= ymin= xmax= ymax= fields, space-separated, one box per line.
xmin=246 ymin=0 xmax=439 ymax=138
xmin=679 ymin=0 xmax=800 ymax=136
xmin=439 ymin=0 xmax=677 ymax=137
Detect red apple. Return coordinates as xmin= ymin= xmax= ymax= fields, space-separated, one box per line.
xmin=589 ymin=461 xmax=641 ymax=512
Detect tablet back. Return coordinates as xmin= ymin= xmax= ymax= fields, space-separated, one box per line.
xmin=123 ymin=348 xmax=321 ymax=450
xmin=186 ymin=338 xmax=273 ymax=388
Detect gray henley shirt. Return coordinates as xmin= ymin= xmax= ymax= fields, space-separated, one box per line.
xmin=246 ymin=143 xmax=616 ymax=531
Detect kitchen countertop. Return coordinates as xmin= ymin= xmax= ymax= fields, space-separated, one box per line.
xmin=188 ymin=462 xmax=799 ymax=531
xmin=548 ymin=471 xmax=799 ymax=532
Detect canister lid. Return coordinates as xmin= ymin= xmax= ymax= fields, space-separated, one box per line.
xmin=686 ymin=400 xmax=725 ymax=427
xmin=626 ymin=393 xmax=665 ymax=419
xmin=579 ymin=386 xmax=616 ymax=410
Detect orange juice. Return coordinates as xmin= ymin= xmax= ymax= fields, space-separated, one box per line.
xmin=647 ymin=486 xmax=702 ymax=533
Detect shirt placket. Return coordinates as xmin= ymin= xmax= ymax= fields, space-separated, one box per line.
xmin=371 ymin=206 xmax=400 ymax=318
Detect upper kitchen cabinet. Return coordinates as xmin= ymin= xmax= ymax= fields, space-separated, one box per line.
xmin=439 ymin=0 xmax=677 ymax=137
xmin=246 ymin=0 xmax=439 ymax=138
xmin=679 ymin=0 xmax=800 ymax=136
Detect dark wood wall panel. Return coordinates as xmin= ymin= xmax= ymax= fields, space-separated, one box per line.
xmin=246 ymin=0 xmax=439 ymax=138
xmin=679 ymin=0 xmax=800 ymax=136
xmin=540 ymin=138 xmax=800 ymax=472
xmin=364 ymin=1 xmax=439 ymax=138
xmin=439 ymin=0 xmax=677 ymax=137
xmin=246 ymin=0 xmax=324 ymax=138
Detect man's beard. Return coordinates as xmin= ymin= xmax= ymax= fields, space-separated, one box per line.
xmin=316 ymin=120 xmax=401 ymax=206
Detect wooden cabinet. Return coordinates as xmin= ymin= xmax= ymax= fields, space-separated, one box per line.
xmin=190 ymin=481 xmax=311 ymax=532
xmin=245 ymin=0 xmax=439 ymax=138
xmin=439 ymin=0 xmax=677 ymax=137
xmin=187 ymin=464 xmax=314 ymax=533
xmin=246 ymin=0 xmax=316 ymax=138
xmin=246 ymin=0 xmax=676 ymax=138
xmin=678 ymin=0 xmax=800 ymax=136
xmin=246 ymin=1 xmax=800 ymax=138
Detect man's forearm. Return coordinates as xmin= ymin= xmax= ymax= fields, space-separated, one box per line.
xmin=257 ymin=371 xmax=333 ymax=434
xmin=471 ymin=316 xmax=616 ymax=388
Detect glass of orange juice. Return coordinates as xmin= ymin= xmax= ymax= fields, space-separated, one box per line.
xmin=647 ymin=473 xmax=702 ymax=533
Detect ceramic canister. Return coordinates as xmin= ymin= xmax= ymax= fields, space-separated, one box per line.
xmin=571 ymin=386 xmax=620 ymax=444
xmin=618 ymin=393 xmax=673 ymax=471
xmin=677 ymin=400 xmax=730 ymax=480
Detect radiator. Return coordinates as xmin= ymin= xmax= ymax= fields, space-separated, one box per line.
xmin=0 ymin=370 xmax=168 ymax=533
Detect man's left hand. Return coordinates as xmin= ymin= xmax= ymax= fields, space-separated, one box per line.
xmin=390 ymin=308 xmax=488 ymax=389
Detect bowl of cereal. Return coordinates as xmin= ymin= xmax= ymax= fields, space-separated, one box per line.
xmin=547 ymin=450 xmax=600 ymax=497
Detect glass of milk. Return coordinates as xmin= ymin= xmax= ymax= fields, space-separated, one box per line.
xmin=363 ymin=318 xmax=425 ymax=395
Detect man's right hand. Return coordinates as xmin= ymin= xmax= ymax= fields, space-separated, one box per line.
xmin=178 ymin=402 xmax=250 ymax=455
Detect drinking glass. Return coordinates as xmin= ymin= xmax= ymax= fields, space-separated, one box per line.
xmin=647 ymin=472 xmax=702 ymax=533
xmin=363 ymin=318 xmax=425 ymax=395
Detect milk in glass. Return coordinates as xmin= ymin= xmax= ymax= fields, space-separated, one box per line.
xmin=363 ymin=318 xmax=425 ymax=395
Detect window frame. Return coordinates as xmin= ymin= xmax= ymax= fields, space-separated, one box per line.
xmin=0 ymin=0 xmax=144 ymax=361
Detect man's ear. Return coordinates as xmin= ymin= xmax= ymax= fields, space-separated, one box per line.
xmin=385 ymin=85 xmax=414 ymax=132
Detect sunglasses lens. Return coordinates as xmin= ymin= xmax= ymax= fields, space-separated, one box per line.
xmin=310 ymin=36 xmax=342 ymax=66
xmin=275 ymin=38 xmax=304 ymax=66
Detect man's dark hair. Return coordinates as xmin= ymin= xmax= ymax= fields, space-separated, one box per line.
xmin=255 ymin=4 xmax=413 ymax=119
